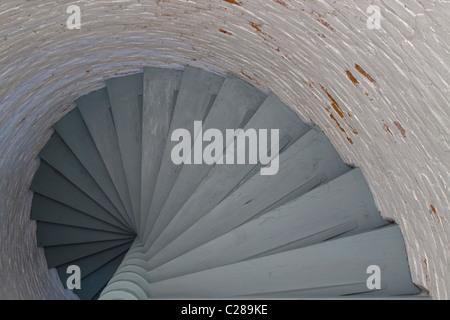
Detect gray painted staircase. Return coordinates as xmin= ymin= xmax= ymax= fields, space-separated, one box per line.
xmin=30 ymin=66 xmax=421 ymax=300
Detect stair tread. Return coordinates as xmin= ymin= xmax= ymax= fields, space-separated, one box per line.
xmin=144 ymin=128 xmax=350 ymax=259
xmin=56 ymin=242 xmax=133 ymax=286
xmin=55 ymin=108 xmax=131 ymax=228
xmin=31 ymin=162 xmax=129 ymax=230
xmin=140 ymin=67 xmax=183 ymax=235
xmin=146 ymin=74 xmax=267 ymax=246
xmin=147 ymin=94 xmax=310 ymax=254
xmin=44 ymin=239 xmax=134 ymax=268
xmin=40 ymin=133 xmax=131 ymax=229
xmin=36 ymin=222 xmax=135 ymax=246
xmin=107 ymin=73 xmax=144 ymax=224
xmin=31 ymin=194 xmax=131 ymax=234
xmin=146 ymin=226 xmax=421 ymax=298
xmin=75 ymin=252 xmax=128 ymax=300
xmin=147 ymin=168 xmax=388 ymax=279
xmin=77 ymin=88 xmax=135 ymax=230
xmin=143 ymin=67 xmax=225 ymax=238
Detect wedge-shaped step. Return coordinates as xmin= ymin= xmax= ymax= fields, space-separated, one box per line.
xmin=147 ymin=168 xmax=389 ymax=279
xmin=145 ymin=226 xmax=420 ymax=298
xmin=44 ymin=239 xmax=134 ymax=268
xmin=145 ymin=94 xmax=310 ymax=254
xmin=75 ymin=252 xmax=128 ymax=300
xmin=107 ymin=73 xmax=144 ymax=223
xmin=39 ymin=133 xmax=131 ymax=230
xmin=36 ymin=222 xmax=134 ymax=246
xmin=143 ymin=67 xmax=224 ymax=239
xmin=55 ymin=108 xmax=131 ymax=228
xmin=145 ymin=74 xmax=267 ymax=245
xmin=31 ymin=162 xmax=128 ymax=231
xmin=56 ymin=242 xmax=132 ymax=289
xmin=142 ymin=128 xmax=351 ymax=261
xmin=140 ymin=68 xmax=183 ymax=235
xmin=77 ymin=88 xmax=135 ymax=230
xmin=31 ymin=194 xmax=130 ymax=234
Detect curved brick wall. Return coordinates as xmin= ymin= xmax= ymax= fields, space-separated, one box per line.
xmin=0 ymin=0 xmax=448 ymax=299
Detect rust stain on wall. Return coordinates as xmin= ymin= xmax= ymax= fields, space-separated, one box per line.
xmin=60 ymin=105 xmax=70 ymax=114
xmin=346 ymin=70 xmax=359 ymax=85
xmin=394 ymin=121 xmax=406 ymax=138
xmin=430 ymin=205 xmax=437 ymax=214
xmin=223 ymin=0 xmax=242 ymax=6
xmin=384 ymin=124 xmax=393 ymax=135
xmin=355 ymin=64 xmax=376 ymax=83
xmin=241 ymin=71 xmax=261 ymax=86
xmin=320 ymin=84 xmax=357 ymax=144
xmin=250 ymin=22 xmax=262 ymax=32
xmin=329 ymin=113 xmax=346 ymax=133
xmin=273 ymin=0 xmax=288 ymax=8
xmin=320 ymin=85 xmax=344 ymax=118
xmin=314 ymin=13 xmax=334 ymax=32
xmin=219 ymin=28 xmax=233 ymax=35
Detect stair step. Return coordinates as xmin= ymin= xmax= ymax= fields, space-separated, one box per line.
xmin=31 ymin=162 xmax=128 ymax=230
xmin=146 ymin=226 xmax=421 ymax=298
xmin=146 ymin=94 xmax=311 ymax=254
xmin=56 ymin=242 xmax=132 ymax=288
xmin=144 ymin=67 xmax=225 ymax=238
xmin=140 ymin=67 xmax=183 ymax=235
xmin=144 ymin=127 xmax=351 ymax=260
xmin=107 ymin=73 xmax=144 ymax=223
xmin=31 ymin=194 xmax=130 ymax=234
xmin=145 ymin=74 xmax=267 ymax=245
xmin=147 ymin=168 xmax=389 ymax=278
xmin=77 ymin=88 xmax=135 ymax=230
xmin=39 ymin=133 xmax=131 ymax=229
xmin=44 ymin=239 xmax=134 ymax=268
xmin=54 ymin=108 xmax=131 ymax=229
xmin=75 ymin=252 xmax=128 ymax=300
xmin=36 ymin=222 xmax=134 ymax=246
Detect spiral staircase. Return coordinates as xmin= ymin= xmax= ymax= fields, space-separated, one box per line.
xmin=30 ymin=66 xmax=421 ymax=299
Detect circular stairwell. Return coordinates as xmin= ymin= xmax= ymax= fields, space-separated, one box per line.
xmin=30 ymin=66 xmax=421 ymax=299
